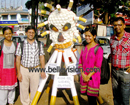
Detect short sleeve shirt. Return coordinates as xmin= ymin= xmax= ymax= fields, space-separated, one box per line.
xmin=110 ymin=32 xmax=130 ymax=68
xmin=16 ymin=39 xmax=45 ymax=68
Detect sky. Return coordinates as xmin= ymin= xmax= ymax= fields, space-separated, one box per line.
xmin=0 ymin=0 xmax=28 ymax=9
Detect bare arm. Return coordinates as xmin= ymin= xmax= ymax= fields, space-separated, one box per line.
xmin=16 ymin=55 xmax=22 ymax=82
xmin=82 ymin=71 xmax=95 ymax=82
xmin=40 ymin=55 xmax=46 ymax=79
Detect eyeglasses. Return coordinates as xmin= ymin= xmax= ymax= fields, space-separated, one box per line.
xmin=28 ymin=32 xmax=35 ymax=34
xmin=113 ymin=24 xmax=123 ymax=27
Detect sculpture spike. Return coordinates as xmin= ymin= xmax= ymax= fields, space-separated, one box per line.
xmin=77 ymin=36 xmax=81 ymax=43
xmin=74 ymin=17 xmax=87 ymax=23
xmin=47 ymin=43 xmax=54 ymax=53
xmin=67 ymin=0 xmax=73 ymax=10
xmin=38 ymin=21 xmax=48 ymax=28
xmin=73 ymin=38 xmax=77 ymax=42
xmin=76 ymin=23 xmax=85 ymax=30
xmin=56 ymin=4 xmax=61 ymax=12
xmin=41 ymin=31 xmax=50 ymax=37
xmin=44 ymin=3 xmax=55 ymax=11
xmin=74 ymin=32 xmax=82 ymax=43
xmin=41 ymin=10 xmax=50 ymax=15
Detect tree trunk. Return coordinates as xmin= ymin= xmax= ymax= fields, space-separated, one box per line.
xmin=31 ymin=0 xmax=36 ymax=27
xmin=35 ymin=1 xmax=38 ymax=40
xmin=104 ymin=12 xmax=108 ymax=24
xmin=46 ymin=34 xmax=52 ymax=47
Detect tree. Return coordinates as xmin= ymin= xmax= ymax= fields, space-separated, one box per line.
xmin=25 ymin=0 xmax=49 ymax=27
xmin=77 ymin=0 xmax=129 ymax=24
xmin=25 ymin=0 xmax=129 ymax=25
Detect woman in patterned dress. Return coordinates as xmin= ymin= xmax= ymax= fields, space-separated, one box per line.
xmin=0 ymin=27 xmax=17 ymax=105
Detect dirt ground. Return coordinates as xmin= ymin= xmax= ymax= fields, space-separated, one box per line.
xmin=14 ymin=62 xmax=114 ymax=105
xmin=14 ymin=45 xmax=114 ymax=105
xmin=14 ymin=74 xmax=114 ymax=105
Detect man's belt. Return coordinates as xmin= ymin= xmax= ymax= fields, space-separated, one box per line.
xmin=20 ymin=64 xmax=39 ymax=69
xmin=112 ymin=66 xmax=128 ymax=71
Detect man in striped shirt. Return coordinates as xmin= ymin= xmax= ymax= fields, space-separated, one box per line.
xmin=16 ymin=26 xmax=46 ymax=105
xmin=110 ymin=17 xmax=130 ymax=105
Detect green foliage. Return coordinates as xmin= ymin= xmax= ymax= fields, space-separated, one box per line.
xmin=39 ymin=2 xmax=45 ymax=10
xmin=110 ymin=13 xmax=116 ymax=18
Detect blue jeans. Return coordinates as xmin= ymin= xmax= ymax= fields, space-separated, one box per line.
xmin=112 ymin=69 xmax=130 ymax=105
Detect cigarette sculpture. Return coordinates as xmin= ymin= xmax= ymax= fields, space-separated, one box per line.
xmin=31 ymin=0 xmax=87 ymax=105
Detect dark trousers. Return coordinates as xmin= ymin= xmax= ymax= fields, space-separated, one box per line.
xmin=112 ymin=69 xmax=130 ymax=105
xmin=87 ymin=95 xmax=97 ymax=105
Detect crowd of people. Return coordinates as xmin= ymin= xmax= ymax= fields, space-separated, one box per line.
xmin=0 ymin=17 xmax=130 ymax=105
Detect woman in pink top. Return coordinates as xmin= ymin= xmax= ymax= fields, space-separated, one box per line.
xmin=0 ymin=27 xmax=17 ymax=105
xmin=78 ymin=27 xmax=103 ymax=105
